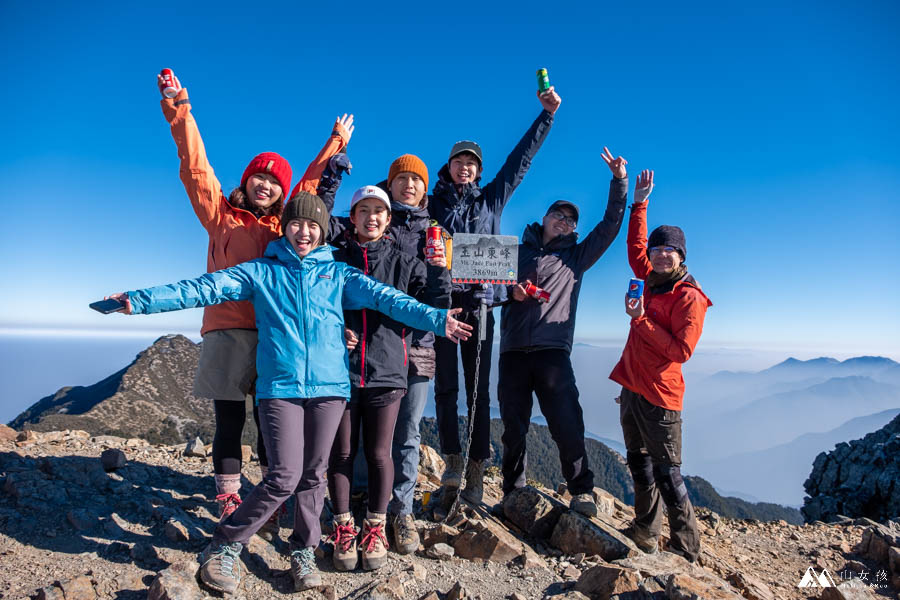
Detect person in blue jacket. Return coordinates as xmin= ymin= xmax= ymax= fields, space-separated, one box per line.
xmin=429 ymin=84 xmax=562 ymax=504
xmin=104 ymin=192 xmax=472 ymax=594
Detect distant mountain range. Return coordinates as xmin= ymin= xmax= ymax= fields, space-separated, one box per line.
xmin=692 ymin=408 xmax=900 ymax=506
xmin=684 ymin=355 xmax=900 ymax=505
xmin=10 ymin=334 xmax=802 ymax=524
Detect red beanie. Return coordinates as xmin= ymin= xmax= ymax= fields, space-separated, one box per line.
xmin=240 ymin=152 xmax=292 ymax=201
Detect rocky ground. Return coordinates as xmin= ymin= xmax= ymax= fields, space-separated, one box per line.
xmin=1 ymin=426 xmax=898 ymax=600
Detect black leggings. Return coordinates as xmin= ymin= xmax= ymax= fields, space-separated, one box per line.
xmin=327 ymin=388 xmax=404 ymax=515
xmin=212 ymin=400 xmax=268 ymax=475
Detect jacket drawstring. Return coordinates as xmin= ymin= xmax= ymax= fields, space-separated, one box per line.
xmin=360 ymin=246 xmax=369 ymax=388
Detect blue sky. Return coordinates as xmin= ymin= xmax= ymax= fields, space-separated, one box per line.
xmin=2 ymin=1 xmax=899 ymax=356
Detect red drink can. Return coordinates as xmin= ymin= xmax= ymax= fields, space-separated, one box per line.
xmin=159 ymin=68 xmax=179 ymax=98
xmin=425 ymin=226 xmax=444 ymax=259
xmin=524 ymin=282 xmax=550 ymax=303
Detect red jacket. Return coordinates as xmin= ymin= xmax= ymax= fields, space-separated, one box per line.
xmin=609 ymin=201 xmax=712 ymax=411
xmin=161 ymin=88 xmax=349 ymax=335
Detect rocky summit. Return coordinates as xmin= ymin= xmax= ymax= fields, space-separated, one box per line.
xmin=8 ymin=335 xmax=255 ymax=448
xmin=10 ymin=335 xmax=803 ymax=526
xmin=1 ymin=426 xmax=899 ymax=599
xmin=804 ymin=413 xmax=900 ymax=524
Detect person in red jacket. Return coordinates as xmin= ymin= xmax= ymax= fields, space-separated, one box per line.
xmin=609 ymin=169 xmax=712 ymax=562
xmin=156 ymin=70 xmax=352 ymax=531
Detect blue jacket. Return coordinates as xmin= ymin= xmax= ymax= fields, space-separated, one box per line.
xmin=127 ymin=237 xmax=448 ymax=400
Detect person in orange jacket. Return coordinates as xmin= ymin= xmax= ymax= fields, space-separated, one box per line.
xmin=156 ymin=70 xmax=353 ymax=532
xmin=608 ymin=169 xmax=712 ymax=563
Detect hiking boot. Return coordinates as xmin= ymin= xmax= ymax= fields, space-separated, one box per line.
xmin=460 ymin=460 xmax=485 ymax=504
xmin=290 ymin=546 xmax=322 ymax=591
xmin=570 ymin=492 xmax=598 ymax=517
xmin=215 ymin=493 xmax=241 ymax=520
xmin=360 ymin=517 xmax=389 ymax=570
xmin=391 ymin=513 xmax=419 ymax=555
xmin=441 ymin=453 xmax=463 ymax=488
xmin=256 ymin=505 xmax=284 ymax=542
xmin=198 ymin=541 xmax=243 ymax=594
xmin=328 ymin=516 xmax=359 ymax=571
xmin=623 ymin=525 xmax=659 ymax=554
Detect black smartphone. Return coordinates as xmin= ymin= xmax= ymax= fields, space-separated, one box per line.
xmin=89 ymin=298 xmax=126 ymax=314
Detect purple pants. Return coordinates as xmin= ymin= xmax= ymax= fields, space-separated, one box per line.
xmin=214 ymin=396 xmax=346 ymax=549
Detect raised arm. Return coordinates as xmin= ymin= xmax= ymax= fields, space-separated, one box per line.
xmin=158 ymin=72 xmax=224 ymax=232
xmin=575 ymin=148 xmax=630 ymax=271
xmin=315 ymin=153 xmax=353 ymax=242
xmin=342 ymin=268 xmax=471 ymax=343
xmin=125 ymin=265 xmax=256 ymax=315
xmin=290 ymin=114 xmax=354 ymax=198
xmin=627 ymin=169 xmax=655 ymax=279
xmin=484 ymin=87 xmax=560 ymax=212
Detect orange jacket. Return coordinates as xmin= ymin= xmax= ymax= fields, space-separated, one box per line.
xmin=161 ymin=88 xmax=349 ymax=335
xmin=608 ymin=201 xmax=712 ymax=411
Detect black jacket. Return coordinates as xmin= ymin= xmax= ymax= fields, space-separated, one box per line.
xmin=499 ymin=177 xmax=628 ymax=354
xmin=320 ymin=179 xmax=452 ymax=350
xmin=429 ymin=109 xmax=555 ymax=306
xmin=383 ymin=187 xmax=452 ymax=350
xmin=332 ymin=233 xmax=432 ymax=389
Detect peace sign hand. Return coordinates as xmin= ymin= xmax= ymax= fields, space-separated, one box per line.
xmin=634 ymin=169 xmax=654 ymax=204
xmin=601 ymin=147 xmax=627 ymax=179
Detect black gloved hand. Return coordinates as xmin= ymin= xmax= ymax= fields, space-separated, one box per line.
xmin=323 ymin=153 xmax=352 ymax=180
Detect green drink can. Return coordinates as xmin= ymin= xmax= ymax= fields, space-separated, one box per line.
xmin=537 ymin=68 xmax=551 ymax=94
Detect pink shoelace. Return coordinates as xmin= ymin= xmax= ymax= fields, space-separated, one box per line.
xmin=215 ymin=493 xmax=242 ymax=518
xmin=361 ymin=521 xmax=389 ymax=552
xmin=329 ymin=521 xmax=359 ymax=553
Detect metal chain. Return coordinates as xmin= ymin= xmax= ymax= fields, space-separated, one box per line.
xmin=444 ymin=324 xmax=482 ymax=522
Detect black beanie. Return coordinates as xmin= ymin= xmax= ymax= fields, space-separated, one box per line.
xmin=282 ymin=192 xmax=330 ymax=240
xmin=647 ymin=225 xmax=686 ymax=260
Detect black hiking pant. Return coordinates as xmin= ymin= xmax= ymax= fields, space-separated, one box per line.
xmin=433 ymin=309 xmax=493 ymax=461
xmin=498 ymin=349 xmax=594 ymax=496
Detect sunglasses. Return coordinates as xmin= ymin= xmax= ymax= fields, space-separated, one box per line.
xmin=648 ymin=246 xmax=677 ymax=256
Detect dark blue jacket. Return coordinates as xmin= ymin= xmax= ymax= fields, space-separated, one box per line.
xmin=332 ymin=234 xmax=433 ymax=389
xmin=500 ymin=177 xmax=628 ymax=355
xmin=429 ymin=109 xmax=555 ymax=306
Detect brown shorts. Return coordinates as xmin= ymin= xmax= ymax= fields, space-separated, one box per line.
xmin=193 ymin=329 xmax=258 ymax=401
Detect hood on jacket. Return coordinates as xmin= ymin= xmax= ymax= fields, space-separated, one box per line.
xmin=434 ymin=164 xmax=483 ymax=202
xmin=522 ymin=222 xmax=579 ymax=251
xmin=337 ymin=229 xmax=396 ymax=260
xmin=264 ymin=236 xmax=335 ymax=265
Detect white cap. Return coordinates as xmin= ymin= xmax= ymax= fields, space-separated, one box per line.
xmin=350 ymin=185 xmax=391 ymax=212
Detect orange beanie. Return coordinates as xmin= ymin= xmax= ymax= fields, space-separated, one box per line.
xmin=387 ymin=154 xmax=429 ymax=190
